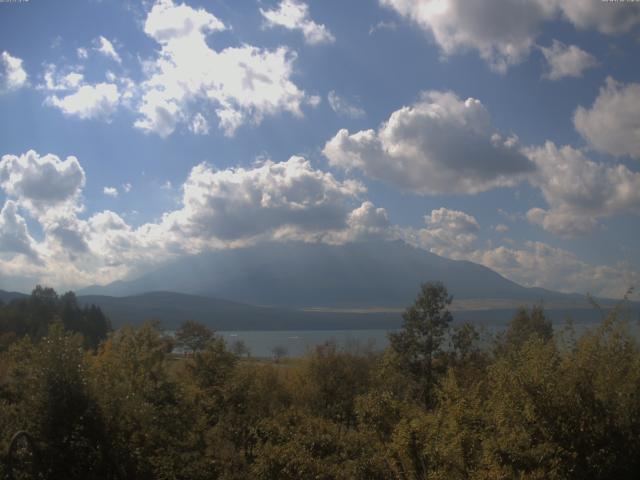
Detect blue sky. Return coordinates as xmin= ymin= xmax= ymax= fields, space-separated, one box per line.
xmin=0 ymin=0 xmax=639 ymax=298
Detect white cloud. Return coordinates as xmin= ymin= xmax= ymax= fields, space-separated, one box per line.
xmin=494 ymin=223 xmax=509 ymax=233
xmin=41 ymin=64 xmax=84 ymax=91
xmin=43 ymin=214 xmax=91 ymax=255
xmin=342 ymin=201 xmax=391 ymax=241
xmin=136 ymin=0 xmax=311 ymax=137
xmin=559 ymin=0 xmax=640 ymax=34
xmin=380 ymin=0 xmax=556 ymax=73
xmin=323 ymin=90 xmax=533 ymax=195
xmin=404 ymin=207 xmax=480 ymax=258
xmin=261 ymin=0 xmax=335 ymax=45
xmin=0 ymin=201 xmax=39 ymax=259
xmin=122 ymin=182 xmax=132 ymax=193
xmin=380 ymin=0 xmax=640 ymax=72
xmin=189 ymin=112 xmax=210 ymax=135
xmin=394 ymin=205 xmax=637 ymax=298
xmin=95 ymin=36 xmax=122 ymax=63
xmin=0 ymin=150 xmax=85 ymax=219
xmin=103 ymin=186 xmax=119 ymax=197
xmin=470 ymin=242 xmax=638 ymax=299
xmin=574 ymin=77 xmax=640 ymax=159
xmin=369 ymin=20 xmax=397 ymax=35
xmin=0 ymin=51 xmax=28 ymax=92
xmin=540 ymin=40 xmax=598 ymax=80
xmin=144 ymin=0 xmax=225 ymax=42
xmin=0 ymin=150 xmax=369 ymax=288
xmin=77 ymin=47 xmax=88 ymax=60
xmin=327 ymin=90 xmax=365 ymax=118
xmin=525 ymin=142 xmax=640 ymax=236
xmin=162 ymin=156 xmax=364 ymax=243
xmin=1 ymin=148 xmax=635 ymax=299
xmin=46 ymin=82 xmax=120 ymax=119
xmin=40 ymin=62 xmax=134 ymax=120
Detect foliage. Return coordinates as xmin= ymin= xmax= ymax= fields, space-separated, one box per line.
xmin=1 ymin=284 xmax=640 ymax=479
xmin=0 ymin=286 xmax=110 ymax=350
xmin=388 ymin=281 xmax=453 ymax=407
xmin=175 ymin=320 xmax=215 ymax=355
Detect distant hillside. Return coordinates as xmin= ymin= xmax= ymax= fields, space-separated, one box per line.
xmin=1 ymin=288 xmax=630 ymax=331
xmin=80 ymin=240 xmax=583 ymax=307
xmin=65 ymin=292 xmax=626 ymax=331
xmin=77 ymin=291 xmax=404 ymax=330
xmin=0 ymin=290 xmax=27 ymax=304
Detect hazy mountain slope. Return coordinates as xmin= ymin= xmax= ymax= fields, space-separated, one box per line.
xmin=80 ymin=240 xmax=574 ymax=307
xmin=0 ymin=290 xmax=28 ymax=304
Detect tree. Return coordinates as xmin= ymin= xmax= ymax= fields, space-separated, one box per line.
xmin=231 ymin=339 xmax=251 ymax=358
xmin=271 ymin=345 xmax=288 ymax=363
xmin=388 ymin=281 xmax=453 ymax=407
xmin=496 ymin=304 xmax=553 ymax=355
xmin=295 ymin=341 xmax=374 ymax=426
xmin=175 ymin=320 xmax=214 ymax=355
xmin=1 ymin=325 xmax=109 ymax=479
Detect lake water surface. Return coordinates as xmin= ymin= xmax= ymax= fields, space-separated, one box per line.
xmin=217 ymin=318 xmax=639 ymax=357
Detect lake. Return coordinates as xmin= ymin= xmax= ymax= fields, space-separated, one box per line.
xmin=217 ymin=317 xmax=640 ymax=357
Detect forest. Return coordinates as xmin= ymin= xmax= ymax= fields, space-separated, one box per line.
xmin=1 ymin=282 xmax=639 ymax=479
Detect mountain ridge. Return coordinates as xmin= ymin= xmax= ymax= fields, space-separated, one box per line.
xmin=79 ymin=240 xmax=586 ymax=306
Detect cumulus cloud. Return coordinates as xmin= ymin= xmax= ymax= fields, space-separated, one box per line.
xmin=0 ymin=150 xmax=85 ymax=218
xmin=261 ymin=0 xmax=335 ymax=45
xmin=380 ymin=0 xmax=639 ymax=72
xmin=470 ymin=241 xmax=638 ymax=299
xmin=46 ymin=82 xmax=120 ymax=119
xmin=43 ymin=214 xmax=91 ymax=256
xmin=540 ymin=40 xmax=598 ymax=80
xmin=340 ymin=201 xmax=391 ymax=242
xmin=44 ymin=71 xmax=84 ymax=92
xmin=0 ymin=149 xmax=373 ymax=288
xmin=189 ymin=112 xmax=210 ymax=135
xmin=525 ymin=142 xmax=640 ymax=236
xmin=327 ymin=91 xmax=365 ymax=118
xmin=574 ymin=77 xmax=640 ymax=159
xmin=1 ymin=147 xmax=635 ymax=299
xmin=323 ymin=90 xmax=533 ymax=195
xmin=0 ymin=201 xmax=39 ymax=259
xmin=559 ymin=0 xmax=640 ymax=34
xmin=103 ymin=186 xmax=119 ymax=197
xmin=394 ymin=205 xmax=636 ymax=298
xmin=380 ymin=0 xmax=556 ymax=72
xmin=0 ymin=51 xmax=28 ymax=92
xmin=95 ymin=36 xmax=122 ymax=63
xmin=136 ymin=0 xmax=312 ymax=137
xmin=162 ymin=156 xmax=364 ymax=243
xmin=404 ymin=207 xmax=480 ymax=258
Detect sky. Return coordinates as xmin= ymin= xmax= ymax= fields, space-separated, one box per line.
xmin=0 ymin=0 xmax=639 ymax=298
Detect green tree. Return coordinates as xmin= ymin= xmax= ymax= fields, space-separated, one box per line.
xmin=231 ymin=339 xmax=251 ymax=358
xmin=0 ymin=325 xmax=109 ymax=479
xmin=496 ymin=304 xmax=553 ymax=355
xmin=89 ymin=323 xmax=204 ymax=479
xmin=175 ymin=320 xmax=214 ymax=355
xmin=295 ymin=341 xmax=374 ymax=426
xmin=388 ymin=281 xmax=453 ymax=407
xmin=271 ymin=345 xmax=288 ymax=363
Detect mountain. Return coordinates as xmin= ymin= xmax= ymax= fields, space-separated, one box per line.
xmin=80 ymin=240 xmax=581 ymax=307
xmin=0 ymin=289 xmax=28 ymax=304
